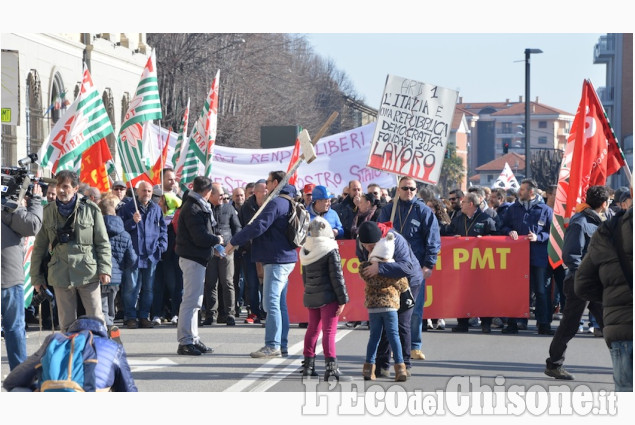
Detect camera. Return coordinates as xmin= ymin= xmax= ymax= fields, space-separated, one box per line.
xmin=2 ymin=153 xmax=40 ymax=212
xmin=32 ymin=288 xmax=54 ymax=307
xmin=57 ymin=228 xmax=75 ymax=244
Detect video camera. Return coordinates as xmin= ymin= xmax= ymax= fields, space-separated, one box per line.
xmin=1 ymin=153 xmax=54 ymax=212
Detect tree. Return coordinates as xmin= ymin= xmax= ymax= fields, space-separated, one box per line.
xmin=438 ymin=143 xmax=465 ymax=196
xmin=530 ymin=148 xmax=563 ymax=190
xmin=147 ymin=33 xmax=363 ymax=149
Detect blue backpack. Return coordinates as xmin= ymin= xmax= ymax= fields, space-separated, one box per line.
xmin=36 ymin=330 xmax=98 ymax=392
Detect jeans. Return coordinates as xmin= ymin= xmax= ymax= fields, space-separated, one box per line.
xmin=376 ymin=283 xmax=418 ymax=369
xmin=101 ymin=285 xmax=119 ymax=327
xmin=177 ymin=257 xmax=206 ymax=345
xmin=1 ymin=285 xmax=27 ymax=370
xmin=151 ymin=253 xmax=183 ymax=320
xmin=123 ymin=263 xmax=157 ymax=320
xmin=547 ymin=274 xmax=603 ymax=367
xmin=303 ymin=301 xmax=340 ymax=358
xmin=366 ymin=311 xmax=404 ymax=364
xmin=242 ymin=251 xmax=262 ymax=318
xmin=410 ymin=280 xmax=426 ymax=350
xmin=262 ymin=263 xmax=295 ymax=350
xmin=610 ymin=340 xmax=633 ymax=392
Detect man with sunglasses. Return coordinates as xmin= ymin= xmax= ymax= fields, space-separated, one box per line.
xmin=447 ymin=189 xmax=464 ymax=220
xmin=377 ymin=176 xmax=440 ymax=376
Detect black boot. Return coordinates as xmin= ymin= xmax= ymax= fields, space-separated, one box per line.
xmin=324 ymin=357 xmax=351 ymax=382
xmin=301 ymin=356 xmax=318 ymax=377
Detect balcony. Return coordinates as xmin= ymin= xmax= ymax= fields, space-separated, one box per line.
xmin=597 ymin=86 xmax=614 ymax=107
xmin=594 ymin=34 xmax=616 ymax=64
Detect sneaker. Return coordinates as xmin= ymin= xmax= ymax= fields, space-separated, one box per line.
xmin=377 ymin=367 xmax=391 ymax=378
xmin=170 ymin=315 xmax=178 ymax=325
xmin=194 ymin=341 xmax=214 ymax=354
xmin=152 ymin=316 xmax=162 ymax=326
xmin=346 ymin=321 xmax=361 ymax=329
xmin=517 ymin=322 xmax=528 ymax=331
xmin=125 ymin=319 xmax=139 ymax=329
xmin=139 ymin=318 xmax=155 ymax=328
xmin=250 ymin=346 xmax=281 ymax=358
xmin=426 ymin=319 xmax=434 ymax=330
xmin=492 ymin=317 xmax=504 ymax=328
xmin=577 ymin=324 xmax=584 ymax=333
xmin=411 ymin=349 xmax=426 ymax=360
xmin=544 ymin=366 xmax=575 ymax=380
xmin=468 ymin=317 xmax=481 ymax=327
xmin=436 ymin=319 xmax=446 ymax=330
xmin=226 ymin=316 xmax=236 ymax=326
xmin=201 ymin=317 xmax=214 ymax=326
xmin=177 ymin=344 xmax=202 ymax=356
xmin=244 ymin=313 xmax=257 ymax=324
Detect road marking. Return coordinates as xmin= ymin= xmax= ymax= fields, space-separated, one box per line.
xmin=224 ymin=329 xmax=352 ymax=392
xmin=128 ymin=357 xmax=177 ymax=372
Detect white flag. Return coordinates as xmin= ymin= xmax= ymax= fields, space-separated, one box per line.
xmin=491 ymin=162 xmax=520 ymax=190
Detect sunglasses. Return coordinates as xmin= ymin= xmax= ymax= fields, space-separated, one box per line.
xmin=400 ymin=187 xmax=416 ymax=192
xmin=448 ymin=197 xmax=457 ymax=201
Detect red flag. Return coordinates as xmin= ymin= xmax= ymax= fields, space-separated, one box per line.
xmin=286 ymin=136 xmax=301 ymax=186
xmin=128 ymin=128 xmax=171 ymax=188
xmin=548 ymin=79 xmax=626 ymax=268
xmin=79 ymin=138 xmax=113 ymax=192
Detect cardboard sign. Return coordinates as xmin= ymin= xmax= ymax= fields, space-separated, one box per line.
xmin=367 ymin=75 xmax=458 ymax=184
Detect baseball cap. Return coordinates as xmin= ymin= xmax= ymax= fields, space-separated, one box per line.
xmin=112 ymin=180 xmax=126 ymax=189
xmin=303 ymin=183 xmax=316 ymax=194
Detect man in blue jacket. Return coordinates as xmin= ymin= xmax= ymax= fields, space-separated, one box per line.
xmin=118 ymin=181 xmax=167 ymax=329
xmin=356 ymin=220 xmax=424 ymax=377
xmin=226 ymin=170 xmax=298 ymax=359
xmin=500 ymin=178 xmax=554 ymax=335
xmin=307 ymin=185 xmax=344 ymax=239
xmin=377 ymin=176 xmax=440 ymax=368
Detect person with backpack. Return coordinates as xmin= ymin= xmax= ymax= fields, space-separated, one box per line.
xmin=2 ymin=316 xmax=137 ymax=392
xmin=226 ymin=170 xmax=299 ymax=359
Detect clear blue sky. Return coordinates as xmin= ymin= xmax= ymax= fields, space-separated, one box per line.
xmin=303 ymin=33 xmax=607 ymax=115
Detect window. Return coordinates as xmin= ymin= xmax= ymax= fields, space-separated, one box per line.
xmin=538 ymin=136 xmax=548 ymax=145
xmin=502 ymin=122 xmax=512 ymax=134
xmin=539 ymin=121 xmax=547 ymax=129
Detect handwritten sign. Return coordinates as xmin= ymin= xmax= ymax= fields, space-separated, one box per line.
xmin=367 ymin=75 xmax=458 ymax=184
xmin=147 ymin=122 xmax=396 ymax=195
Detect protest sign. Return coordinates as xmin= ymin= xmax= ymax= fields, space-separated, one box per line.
xmin=368 ymin=75 xmax=458 ymax=184
xmin=287 ymin=236 xmax=530 ymax=322
xmin=146 ymin=122 xmax=395 ymax=195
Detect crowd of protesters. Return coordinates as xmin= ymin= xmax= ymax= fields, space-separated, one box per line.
xmin=2 ymin=167 xmax=632 ymax=391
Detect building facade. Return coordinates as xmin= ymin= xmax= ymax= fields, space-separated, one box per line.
xmin=1 ymin=33 xmax=150 ymax=174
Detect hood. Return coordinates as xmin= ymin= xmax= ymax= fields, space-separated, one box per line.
xmin=67 ymin=316 xmax=108 ymax=338
xmin=280 ymin=184 xmax=297 ymax=198
xmin=163 ymin=192 xmax=182 ymax=217
xmin=103 ymin=214 xmax=125 ymax=237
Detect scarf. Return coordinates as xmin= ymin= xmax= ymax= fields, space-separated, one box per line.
xmin=56 ymin=194 xmax=78 ymax=217
xmin=350 ymin=206 xmax=377 ymax=239
xmin=299 ymin=236 xmax=339 ymax=266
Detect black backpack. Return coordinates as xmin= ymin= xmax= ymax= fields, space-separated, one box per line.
xmin=279 ymin=194 xmax=310 ymax=248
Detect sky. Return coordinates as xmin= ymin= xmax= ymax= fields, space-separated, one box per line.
xmin=303 ymin=33 xmax=607 ymax=114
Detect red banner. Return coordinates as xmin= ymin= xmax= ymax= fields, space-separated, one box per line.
xmin=287 ymin=236 xmax=530 ymax=322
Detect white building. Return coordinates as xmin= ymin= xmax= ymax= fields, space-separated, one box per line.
xmin=2 ymin=33 xmax=150 ymax=175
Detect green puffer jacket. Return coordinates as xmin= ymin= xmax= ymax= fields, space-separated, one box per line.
xmin=31 ymin=197 xmax=112 ymax=288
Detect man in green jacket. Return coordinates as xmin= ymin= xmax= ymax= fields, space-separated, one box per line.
xmin=30 ymin=170 xmax=112 ymax=333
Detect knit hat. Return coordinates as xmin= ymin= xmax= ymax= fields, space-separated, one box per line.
xmin=162 ymin=192 xmax=182 ymax=216
xmin=152 ymin=184 xmax=163 ymax=197
xmin=357 ymin=221 xmax=382 ymax=244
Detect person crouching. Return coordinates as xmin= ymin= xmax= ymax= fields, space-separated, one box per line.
xmin=299 ymin=216 xmax=349 ymax=381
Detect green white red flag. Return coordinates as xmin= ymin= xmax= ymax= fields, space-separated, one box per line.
xmin=117 ymin=50 xmax=162 ymax=184
xmin=37 ymin=64 xmax=114 ymax=173
xmin=178 ymin=71 xmax=220 ymax=191
xmin=547 ymin=79 xmax=627 ymax=268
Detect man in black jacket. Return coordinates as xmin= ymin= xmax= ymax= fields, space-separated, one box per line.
xmin=175 ymin=177 xmax=222 ymax=355
xmin=203 ymin=183 xmax=242 ymax=326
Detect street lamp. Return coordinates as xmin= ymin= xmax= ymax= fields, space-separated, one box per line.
xmin=524 ymin=48 xmax=542 ymax=180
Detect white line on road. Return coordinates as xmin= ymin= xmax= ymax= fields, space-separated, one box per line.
xmin=224 ymin=329 xmax=352 ymax=392
xmin=128 ymin=357 xmax=178 ymax=372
